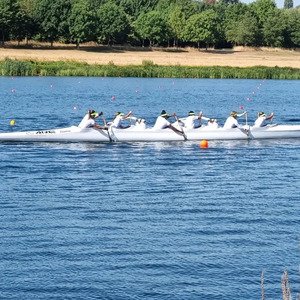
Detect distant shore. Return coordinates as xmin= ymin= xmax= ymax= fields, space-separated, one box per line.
xmin=0 ymin=43 xmax=299 ymax=69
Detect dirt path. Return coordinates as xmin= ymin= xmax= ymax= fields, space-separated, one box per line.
xmin=0 ymin=46 xmax=299 ymax=68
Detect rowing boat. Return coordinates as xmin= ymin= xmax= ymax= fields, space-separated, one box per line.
xmin=0 ymin=123 xmax=300 ymax=143
xmin=0 ymin=126 xmax=110 ymax=142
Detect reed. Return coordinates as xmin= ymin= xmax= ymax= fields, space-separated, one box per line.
xmin=281 ymin=270 xmax=291 ymax=300
xmin=261 ymin=270 xmax=265 ymax=300
xmin=0 ymin=58 xmax=299 ymax=79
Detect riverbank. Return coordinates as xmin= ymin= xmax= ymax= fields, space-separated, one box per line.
xmin=1 ymin=44 xmax=299 ymax=79
xmin=0 ymin=44 xmax=300 ymax=68
xmin=1 ymin=58 xmax=299 ymax=79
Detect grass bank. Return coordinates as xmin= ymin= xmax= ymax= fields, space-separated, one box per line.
xmin=1 ymin=58 xmax=299 ymax=79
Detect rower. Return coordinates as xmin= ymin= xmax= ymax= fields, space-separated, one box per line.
xmin=223 ymin=111 xmax=247 ymax=129
xmin=111 ymin=111 xmax=132 ymax=128
xmin=206 ymin=118 xmax=219 ymax=128
xmin=129 ymin=116 xmax=146 ymax=129
xmin=78 ymin=110 xmax=107 ymax=130
xmin=178 ymin=111 xmax=202 ymax=129
xmin=253 ymin=111 xmax=274 ymax=127
xmin=152 ymin=110 xmax=184 ymax=135
xmin=178 ymin=111 xmax=217 ymax=129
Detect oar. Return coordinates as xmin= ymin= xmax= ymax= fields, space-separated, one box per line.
xmin=173 ymin=113 xmax=187 ymax=141
xmin=101 ymin=115 xmax=112 ymax=142
xmin=238 ymin=125 xmax=252 ymax=139
xmin=243 ymin=112 xmax=254 ymax=138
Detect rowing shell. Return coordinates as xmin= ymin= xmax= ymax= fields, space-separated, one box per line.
xmin=0 ymin=124 xmax=300 ymax=142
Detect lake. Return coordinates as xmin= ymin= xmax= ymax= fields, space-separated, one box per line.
xmin=0 ymin=77 xmax=299 ymax=299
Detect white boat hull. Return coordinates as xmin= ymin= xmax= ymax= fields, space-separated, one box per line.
xmin=0 ymin=124 xmax=300 ymax=143
xmin=0 ymin=126 xmax=111 ymax=142
xmin=110 ymin=124 xmax=300 ymax=141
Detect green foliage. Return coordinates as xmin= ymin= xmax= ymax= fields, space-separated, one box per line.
xmin=134 ymin=11 xmax=169 ymax=46
xmin=0 ymin=58 xmax=37 ymax=75
xmin=220 ymin=0 xmax=239 ymax=4
xmin=184 ymin=10 xmax=218 ymax=48
xmin=262 ymin=9 xmax=286 ymax=47
xmin=210 ymin=3 xmax=226 ymax=47
xmin=142 ymin=60 xmax=155 ymax=66
xmin=226 ymin=11 xmax=260 ymax=46
xmin=69 ymin=0 xmax=96 ymax=47
xmin=2 ymin=58 xmax=299 ymax=79
xmin=175 ymin=0 xmax=202 ymax=18
xmin=117 ymin=0 xmax=158 ymax=19
xmin=0 ymin=0 xmax=298 ymax=49
xmin=0 ymin=0 xmax=21 ymax=45
xmin=95 ymin=1 xmax=130 ymax=45
xmin=33 ymin=0 xmax=72 ymax=45
xmin=224 ymin=2 xmax=249 ymax=25
xmin=168 ymin=5 xmax=186 ymax=46
xmin=250 ymin=0 xmax=277 ymax=25
xmin=285 ymin=8 xmax=300 ymax=47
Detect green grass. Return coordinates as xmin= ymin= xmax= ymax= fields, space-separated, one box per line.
xmin=1 ymin=58 xmax=299 ymax=79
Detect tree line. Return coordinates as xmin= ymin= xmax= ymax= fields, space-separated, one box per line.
xmin=0 ymin=0 xmax=299 ymax=49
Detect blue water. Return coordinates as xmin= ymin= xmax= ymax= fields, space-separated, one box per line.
xmin=0 ymin=77 xmax=299 ymax=299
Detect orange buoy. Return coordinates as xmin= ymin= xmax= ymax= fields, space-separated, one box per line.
xmin=199 ymin=139 xmax=208 ymax=148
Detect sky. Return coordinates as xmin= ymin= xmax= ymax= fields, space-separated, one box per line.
xmin=241 ymin=0 xmax=300 ymax=8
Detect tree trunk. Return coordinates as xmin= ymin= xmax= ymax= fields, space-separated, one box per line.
xmin=1 ymin=29 xmax=5 ymax=47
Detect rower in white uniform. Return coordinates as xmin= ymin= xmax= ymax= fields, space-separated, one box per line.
xmin=78 ymin=110 xmax=107 ymax=130
xmin=223 ymin=111 xmax=247 ymax=129
xmin=153 ymin=110 xmax=184 ymax=135
xmin=253 ymin=111 xmax=274 ymax=127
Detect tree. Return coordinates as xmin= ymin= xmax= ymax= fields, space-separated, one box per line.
xmin=284 ymin=8 xmax=300 ymax=47
xmin=10 ymin=7 xmax=34 ymax=44
xmin=262 ymin=9 xmax=286 ymax=47
xmin=95 ymin=1 xmax=130 ymax=45
xmin=224 ymin=2 xmax=249 ymax=25
xmin=284 ymin=0 xmax=293 ymax=9
xmin=224 ymin=2 xmax=262 ymax=45
xmin=34 ymin=0 xmax=71 ymax=46
xmin=175 ymin=0 xmax=202 ymax=18
xmin=16 ymin=0 xmax=38 ymax=44
xmin=117 ymin=0 xmax=158 ymax=19
xmin=168 ymin=5 xmax=186 ymax=47
xmin=69 ymin=0 xmax=96 ymax=47
xmin=134 ymin=11 xmax=169 ymax=46
xmin=210 ymin=2 xmax=227 ymax=47
xmin=250 ymin=0 xmax=277 ymax=25
xmin=0 ymin=0 xmax=20 ymax=46
xmin=184 ymin=10 xmax=218 ymax=49
xmin=225 ymin=11 xmax=260 ymax=46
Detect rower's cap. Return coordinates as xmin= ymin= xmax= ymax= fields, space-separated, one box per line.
xmin=188 ymin=111 xmax=195 ymax=116
xmin=115 ymin=112 xmax=124 ymax=116
xmin=258 ymin=112 xmax=266 ymax=117
xmin=160 ymin=110 xmax=170 ymax=118
xmin=230 ymin=111 xmax=238 ymax=117
xmin=90 ymin=110 xmax=99 ymax=118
